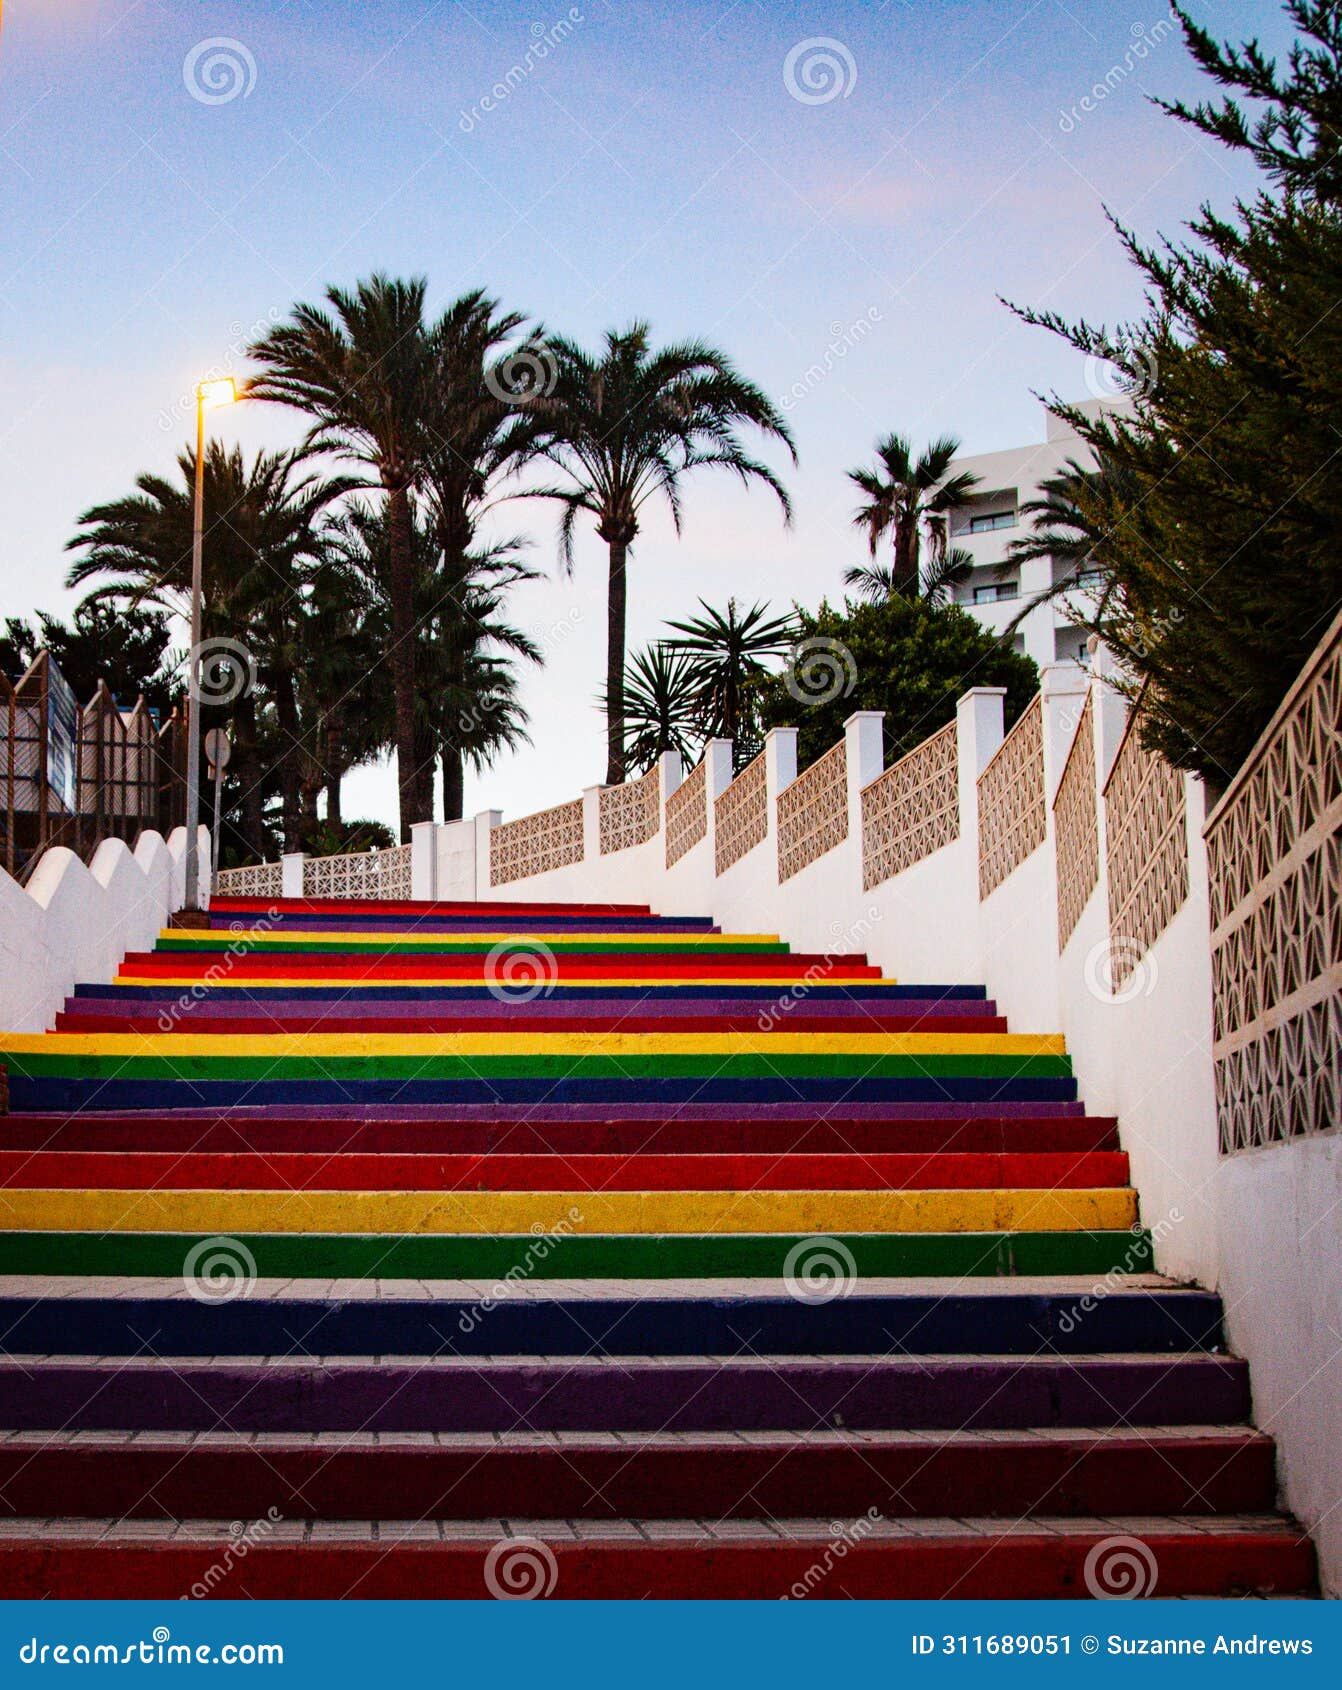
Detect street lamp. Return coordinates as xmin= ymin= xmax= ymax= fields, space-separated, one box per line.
xmin=182 ymin=375 xmax=241 ymax=914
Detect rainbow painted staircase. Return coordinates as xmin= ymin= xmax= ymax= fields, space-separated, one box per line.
xmin=0 ymin=896 xmax=1315 ymax=1598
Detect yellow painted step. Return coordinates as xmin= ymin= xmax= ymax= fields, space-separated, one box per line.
xmin=0 ymin=1187 xmax=1135 ymax=1236
xmin=0 ymin=1031 xmax=1066 ymax=1058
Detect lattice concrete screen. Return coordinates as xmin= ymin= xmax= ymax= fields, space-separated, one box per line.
xmin=491 ymin=799 xmax=584 ymax=887
xmin=1207 ymin=614 xmax=1342 ymax=1155
xmin=778 ymin=740 xmax=848 ymax=884
xmin=1053 ymin=692 xmax=1098 ymax=949
xmin=304 ymin=844 xmax=412 ymax=901
xmin=1103 ymin=714 xmax=1188 ymax=989
xmin=214 ymin=860 xmax=283 ymax=899
xmin=978 ymin=696 xmax=1045 ymax=900
xmin=861 ymin=720 xmax=958 ymax=892
xmin=715 ymin=751 xmax=767 ymax=875
xmin=599 ymin=768 xmax=660 ymax=856
xmin=665 ymin=760 xmax=707 ymax=868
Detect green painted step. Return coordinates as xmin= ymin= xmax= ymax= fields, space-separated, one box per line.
xmin=0 ymin=1229 xmax=1153 ymax=1280
xmin=0 ymin=1053 xmax=1073 ymax=1081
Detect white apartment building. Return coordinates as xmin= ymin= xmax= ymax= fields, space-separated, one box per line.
xmin=943 ymin=397 xmax=1126 ymax=670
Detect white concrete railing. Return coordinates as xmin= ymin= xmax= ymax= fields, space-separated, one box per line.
xmin=0 ymin=826 xmax=208 ymax=1034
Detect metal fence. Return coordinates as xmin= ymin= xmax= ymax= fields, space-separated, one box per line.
xmin=2 ymin=652 xmax=181 ymax=882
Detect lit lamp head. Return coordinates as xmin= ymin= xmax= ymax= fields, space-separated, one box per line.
xmin=198 ymin=377 xmax=239 ymax=410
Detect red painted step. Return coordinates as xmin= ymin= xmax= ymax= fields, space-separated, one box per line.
xmin=55 ymin=1012 xmax=1008 ymax=1034
xmin=0 ymin=1525 xmax=1314 ymax=1599
xmin=0 ymin=1114 xmax=1120 ymax=1156
xmin=0 ymin=1148 xmax=1130 ymax=1192
xmin=0 ymin=1430 xmax=1274 ymax=1521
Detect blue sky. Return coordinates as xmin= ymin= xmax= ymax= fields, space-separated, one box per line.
xmin=0 ymin=0 xmax=1285 ymax=825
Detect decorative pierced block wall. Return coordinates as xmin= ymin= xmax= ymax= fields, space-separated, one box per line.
xmin=1102 ymin=713 xmax=1188 ymax=989
xmin=1206 ymin=616 xmax=1342 ymax=1155
xmin=715 ymin=750 xmax=767 ymax=875
xmin=491 ymin=798 xmax=584 ymax=886
xmin=665 ymin=760 xmax=707 ymax=867
xmin=599 ymin=767 xmax=660 ymax=855
xmin=861 ymin=721 xmax=958 ymax=891
xmin=978 ymin=696 xmax=1045 ymax=900
xmin=778 ymin=740 xmax=848 ymax=884
xmin=304 ymin=843 xmax=412 ymax=901
xmin=214 ymin=860 xmax=283 ymax=899
xmin=1053 ymin=691 xmax=1098 ymax=949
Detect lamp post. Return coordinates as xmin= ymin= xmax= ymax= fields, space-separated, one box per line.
xmin=182 ymin=376 xmax=241 ymax=913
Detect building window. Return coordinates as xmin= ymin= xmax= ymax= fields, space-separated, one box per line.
xmin=973 ymin=582 xmax=1018 ymax=604
xmin=969 ymin=511 xmax=1016 ymax=533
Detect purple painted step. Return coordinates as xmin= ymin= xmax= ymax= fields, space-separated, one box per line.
xmin=63 ymin=994 xmax=999 ymax=1021
xmin=1 ymin=1354 xmax=1250 ymax=1433
xmin=3 ymin=1100 xmax=1085 ymax=1122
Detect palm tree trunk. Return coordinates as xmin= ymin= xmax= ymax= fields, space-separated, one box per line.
xmin=442 ymin=749 xmax=465 ymax=822
xmin=605 ymin=537 xmax=629 ymax=785
xmin=386 ymin=482 xmax=421 ymax=841
xmin=324 ymin=713 xmax=343 ymax=827
xmin=894 ymin=513 xmax=920 ymax=599
xmin=414 ymin=724 xmax=436 ymax=822
xmin=273 ymin=672 xmax=303 ymax=853
xmin=231 ymin=695 xmax=266 ymax=860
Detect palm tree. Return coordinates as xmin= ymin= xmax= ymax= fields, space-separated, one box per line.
xmin=845 ymin=433 xmax=981 ymax=600
xmin=427 ymin=539 xmax=540 ymax=819
xmin=606 ymin=643 xmax=704 ymax=775
xmin=248 ymin=275 xmax=438 ymax=840
xmin=327 ymin=502 xmax=538 ymax=820
xmin=665 ymin=597 xmax=798 ymax=768
xmin=66 ymin=443 xmax=347 ymax=857
xmin=844 ymin=545 xmax=976 ymax=609
xmin=515 ymin=323 xmax=796 ymax=783
xmin=421 ymin=290 xmax=535 ymax=818
xmin=1003 ymin=455 xmax=1137 ymax=632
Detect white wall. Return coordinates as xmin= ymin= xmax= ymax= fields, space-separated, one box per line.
xmin=1217 ymin=1135 xmax=1342 ymax=1597
xmin=0 ymin=827 xmax=208 ymax=1034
